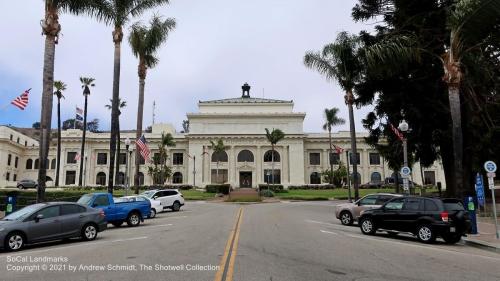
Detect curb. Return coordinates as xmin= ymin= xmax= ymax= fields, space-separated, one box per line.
xmin=463 ymin=238 xmax=500 ymax=253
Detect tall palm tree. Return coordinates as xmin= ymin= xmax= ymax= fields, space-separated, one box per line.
xmin=53 ymin=80 xmax=66 ymax=187
xmin=95 ymin=0 xmax=171 ymax=194
xmin=210 ymin=139 xmax=227 ymax=185
xmin=37 ymin=0 xmax=106 ymax=202
xmin=105 ymin=98 xmax=127 ymax=184
xmin=264 ymin=128 xmax=285 ymax=188
xmin=78 ymin=77 xmax=95 ymax=186
xmin=322 ymin=107 xmax=346 ymax=184
xmin=129 ymin=15 xmax=176 ymax=187
xmin=304 ymin=32 xmax=364 ymax=200
xmin=364 ymin=0 xmax=500 ymax=197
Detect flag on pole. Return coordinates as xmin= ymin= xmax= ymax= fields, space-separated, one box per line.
xmin=332 ymin=144 xmax=344 ymax=154
xmin=389 ymin=123 xmax=404 ymax=141
xmin=76 ymin=107 xmax=83 ymax=115
xmin=11 ymin=89 xmax=31 ymax=110
xmin=135 ymin=135 xmax=151 ymax=161
xmin=74 ymin=153 xmax=81 ymax=161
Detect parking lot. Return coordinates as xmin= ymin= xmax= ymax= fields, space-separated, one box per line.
xmin=1 ymin=201 xmax=500 ymax=281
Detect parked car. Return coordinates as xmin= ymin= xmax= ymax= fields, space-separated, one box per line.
xmin=0 ymin=202 xmax=106 ymax=251
xmin=358 ymin=196 xmax=471 ymax=244
xmin=359 ymin=182 xmax=383 ymax=189
xmin=77 ymin=193 xmax=150 ymax=227
xmin=119 ymin=195 xmax=163 ymax=218
xmin=16 ymin=179 xmax=37 ymax=189
xmin=141 ymin=189 xmax=185 ymax=212
xmin=335 ymin=193 xmax=402 ymax=225
xmin=384 ymin=177 xmax=418 ymax=187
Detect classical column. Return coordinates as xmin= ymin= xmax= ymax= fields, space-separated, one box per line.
xmin=256 ymin=145 xmax=262 ymax=185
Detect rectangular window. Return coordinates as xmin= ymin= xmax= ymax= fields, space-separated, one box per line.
xmin=211 ymin=169 xmax=228 ymax=184
xmin=329 ymin=153 xmax=340 ymax=165
xmin=349 ymin=152 xmax=361 ymax=165
xmin=173 ymin=153 xmax=184 ymax=165
xmin=97 ymin=153 xmax=107 ymax=165
xmin=309 ymin=153 xmax=320 ymax=165
xmin=16 ymin=137 xmax=19 ymax=143
xmin=14 ymin=157 xmax=18 ymax=168
xmin=153 ymin=153 xmax=161 ymax=165
xmin=67 ymin=152 xmax=77 ymax=164
xmin=369 ymin=153 xmax=380 ymax=165
xmin=65 ymin=171 xmax=76 ymax=185
xmin=424 ymin=171 xmax=436 ymax=185
xmin=24 ymin=140 xmax=27 ymax=146
xmin=6 ymin=172 xmax=10 ymax=181
xmin=119 ymin=153 xmax=126 ymax=165
xmin=9 ymin=134 xmax=13 ymax=141
xmin=264 ymin=169 xmax=281 ymax=184
xmin=7 ymin=154 xmax=11 ymax=166
xmin=13 ymin=174 xmax=17 ymax=181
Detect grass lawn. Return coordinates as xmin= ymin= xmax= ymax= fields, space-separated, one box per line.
xmin=275 ymin=188 xmax=437 ymax=201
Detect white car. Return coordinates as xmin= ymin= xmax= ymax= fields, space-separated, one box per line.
xmin=141 ymin=189 xmax=185 ymax=212
xmin=120 ymin=195 xmax=163 ymax=218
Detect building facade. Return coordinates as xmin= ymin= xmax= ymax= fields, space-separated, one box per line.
xmin=0 ymin=89 xmax=446 ymax=189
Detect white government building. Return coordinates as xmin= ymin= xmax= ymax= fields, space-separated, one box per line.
xmin=0 ymin=86 xmax=446 ymax=189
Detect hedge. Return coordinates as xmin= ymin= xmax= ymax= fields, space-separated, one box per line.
xmin=258 ymin=184 xmax=283 ymax=192
xmin=288 ymin=184 xmax=336 ymax=190
xmin=0 ymin=190 xmax=88 ymax=211
xmin=205 ymin=184 xmax=231 ymax=194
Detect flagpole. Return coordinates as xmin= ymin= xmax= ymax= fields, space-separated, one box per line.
xmin=74 ymin=105 xmax=77 ymax=129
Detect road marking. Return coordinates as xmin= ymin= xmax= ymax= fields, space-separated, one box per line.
xmin=144 ymin=223 xmax=173 ymax=228
xmin=214 ymin=207 xmax=243 ymax=281
xmin=306 ymin=219 xmax=338 ymax=226
xmin=226 ymin=208 xmax=244 ymax=281
xmin=320 ymin=230 xmax=339 ymax=235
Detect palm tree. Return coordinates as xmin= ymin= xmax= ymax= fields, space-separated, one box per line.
xmin=78 ymin=77 xmax=95 ymax=186
xmin=364 ymin=0 xmax=500 ymax=197
xmin=95 ymin=0 xmax=171 ymax=194
xmin=129 ymin=15 xmax=176 ymax=188
xmin=53 ymin=80 xmax=66 ymax=187
xmin=304 ymin=32 xmax=363 ymax=200
xmin=105 ymin=98 xmax=127 ymax=184
xmin=323 ymin=107 xmax=346 ymax=184
xmin=264 ymin=128 xmax=285 ymax=189
xmin=37 ymin=0 xmax=106 ymax=202
xmin=210 ymin=139 xmax=227 ymax=185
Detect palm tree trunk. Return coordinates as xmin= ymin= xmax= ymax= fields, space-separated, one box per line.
xmin=448 ymin=85 xmax=464 ymax=197
xmin=55 ymin=98 xmax=61 ymax=187
xmin=346 ymin=91 xmax=359 ymax=200
xmin=134 ymin=75 xmax=145 ymax=194
xmin=78 ymin=95 xmax=88 ymax=186
xmin=271 ymin=144 xmax=275 ymax=185
xmin=328 ymin=128 xmax=333 ymax=185
xmin=109 ymin=27 xmax=123 ymax=195
xmin=115 ymin=119 xmax=120 ymax=184
xmin=37 ymin=34 xmax=56 ymax=203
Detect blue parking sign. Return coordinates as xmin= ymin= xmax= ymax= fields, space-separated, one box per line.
xmin=475 ymin=173 xmax=485 ymax=206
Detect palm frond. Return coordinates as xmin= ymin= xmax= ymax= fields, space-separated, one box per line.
xmin=79 ymin=77 xmax=95 ymax=87
xmin=129 ymin=0 xmax=170 ymax=17
xmin=58 ymin=0 xmax=115 ymax=25
xmin=303 ymin=52 xmax=337 ymax=81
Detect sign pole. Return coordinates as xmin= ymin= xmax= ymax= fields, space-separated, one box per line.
xmin=491 ymin=186 xmax=499 ymax=239
xmin=484 ymin=161 xmax=499 ymax=239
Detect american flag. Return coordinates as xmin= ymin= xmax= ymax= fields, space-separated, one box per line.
xmin=74 ymin=153 xmax=81 ymax=161
xmin=332 ymin=144 xmax=344 ymax=154
xmin=76 ymin=107 xmax=83 ymax=115
xmin=136 ymin=135 xmax=151 ymax=162
xmin=11 ymin=89 xmax=30 ymax=110
xmin=389 ymin=123 xmax=404 ymax=141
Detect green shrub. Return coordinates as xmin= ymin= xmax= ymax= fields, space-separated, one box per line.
xmin=205 ymin=184 xmax=231 ymax=194
xmin=258 ymin=184 xmax=283 ymax=192
xmin=260 ymin=190 xmax=275 ymax=197
xmin=288 ymin=185 xmax=336 ymax=190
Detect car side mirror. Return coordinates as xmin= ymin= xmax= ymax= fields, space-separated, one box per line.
xmin=35 ymin=214 xmax=44 ymax=222
xmin=92 ymin=203 xmax=98 ymax=208
xmin=153 ymin=196 xmax=158 ymax=200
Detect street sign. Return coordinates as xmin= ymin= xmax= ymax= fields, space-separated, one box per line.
xmin=475 ymin=173 xmax=485 ymax=206
xmin=401 ymin=166 xmax=411 ymax=178
xmin=488 ymin=177 xmax=496 ymax=190
xmin=487 ymin=172 xmax=496 ymax=178
xmin=484 ymin=161 xmax=497 ymax=173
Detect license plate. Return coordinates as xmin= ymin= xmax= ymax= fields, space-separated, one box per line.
xmin=450 ymin=227 xmax=456 ymax=233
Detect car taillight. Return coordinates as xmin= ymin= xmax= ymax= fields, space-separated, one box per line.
xmin=99 ymin=210 xmax=105 ymax=217
xmin=440 ymin=211 xmax=449 ymax=222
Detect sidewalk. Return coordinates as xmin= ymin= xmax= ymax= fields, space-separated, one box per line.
xmin=463 ymin=217 xmax=500 ymax=253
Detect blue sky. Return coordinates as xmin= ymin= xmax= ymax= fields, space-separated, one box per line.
xmin=0 ymin=0 xmax=374 ymax=132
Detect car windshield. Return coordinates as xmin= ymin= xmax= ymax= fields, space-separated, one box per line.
xmin=2 ymin=204 xmax=45 ymax=221
xmin=443 ymin=199 xmax=465 ymax=211
xmin=77 ymin=194 xmax=94 ymax=206
xmin=141 ymin=191 xmax=156 ymax=198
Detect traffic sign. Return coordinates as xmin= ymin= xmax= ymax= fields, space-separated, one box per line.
xmin=484 ymin=161 xmax=497 ymax=173
xmin=488 ymin=177 xmax=496 ymax=190
xmin=475 ymin=173 xmax=485 ymax=206
xmin=401 ymin=166 xmax=411 ymax=177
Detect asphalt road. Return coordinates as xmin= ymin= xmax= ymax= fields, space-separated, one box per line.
xmin=1 ymin=201 xmax=499 ymax=281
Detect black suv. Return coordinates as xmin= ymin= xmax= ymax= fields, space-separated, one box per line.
xmin=358 ymin=196 xmax=470 ymax=244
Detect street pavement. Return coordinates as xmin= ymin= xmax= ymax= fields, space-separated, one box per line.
xmin=1 ymin=201 xmax=500 ymax=281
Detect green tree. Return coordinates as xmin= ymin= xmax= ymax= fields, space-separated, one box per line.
xmin=32 ymin=122 xmax=41 ymax=129
xmin=140 ymin=132 xmax=175 ymax=193
xmin=53 ymin=80 xmax=66 ymax=187
xmin=106 ymin=98 xmax=127 ymax=185
xmin=322 ymin=161 xmax=348 ymax=187
xmin=322 ymin=107 xmax=346 ymax=184
xmin=209 ymin=139 xmax=227 ymax=184
xmin=78 ymin=77 xmax=95 ymax=186
xmin=129 ymin=15 xmax=176 ymax=188
xmin=304 ymin=32 xmax=363 ymax=200
xmin=96 ymin=0 xmax=171 ymax=194
xmin=264 ymin=128 xmax=285 ymax=187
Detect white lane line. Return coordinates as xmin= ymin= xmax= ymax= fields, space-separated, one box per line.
xmin=110 ymin=236 xmax=148 ymax=243
xmin=306 ymin=219 xmax=338 ymax=226
xmin=143 ymin=223 xmax=173 ymax=228
xmin=160 ymin=215 xmax=188 ymax=219
xmin=320 ymin=230 xmax=339 ymax=235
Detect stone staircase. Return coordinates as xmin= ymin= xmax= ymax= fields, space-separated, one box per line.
xmin=228 ymin=188 xmax=260 ymax=201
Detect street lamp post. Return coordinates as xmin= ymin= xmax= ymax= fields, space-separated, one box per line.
xmin=125 ymin=138 xmax=130 ymax=196
xmin=399 ymin=119 xmax=409 ymax=195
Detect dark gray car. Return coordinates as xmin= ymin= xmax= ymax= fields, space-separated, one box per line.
xmin=16 ymin=179 xmax=37 ymax=189
xmin=0 ymin=202 xmax=107 ymax=251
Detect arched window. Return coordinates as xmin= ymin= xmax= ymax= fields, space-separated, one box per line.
xmin=26 ymin=159 xmax=33 ymax=169
xmin=237 ymin=150 xmax=254 ymax=162
xmin=34 ymin=159 xmax=39 ymax=169
xmin=310 ymin=172 xmax=321 ymax=184
xmin=350 ymin=172 xmax=362 ymax=185
xmin=46 ymin=176 xmax=53 ymax=182
xmin=138 ymin=172 xmax=145 ymax=186
xmin=50 ymin=159 xmax=56 ymax=170
xmin=371 ymin=172 xmax=382 ymax=183
xmin=96 ymin=172 xmax=106 ymax=186
xmin=172 ymin=172 xmax=183 ymax=184
xmin=117 ymin=172 xmax=125 ymax=185
xmin=263 ymin=150 xmax=280 ymax=162
xmin=211 ymin=151 xmax=228 ymax=162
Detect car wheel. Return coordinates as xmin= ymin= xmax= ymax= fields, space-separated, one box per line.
xmin=81 ymin=224 xmax=98 ymax=241
xmin=150 ymin=209 xmax=156 ymax=219
xmin=17 ymin=185 xmax=24 ymax=190
xmin=360 ymin=217 xmax=377 ymax=235
xmin=416 ymin=225 xmax=436 ymax=243
xmin=5 ymin=232 xmax=24 ymax=251
xmin=111 ymin=221 xmax=123 ymax=227
xmin=443 ymin=234 xmax=462 ymax=244
xmin=127 ymin=212 xmax=141 ymax=227
xmin=339 ymin=211 xmax=353 ymax=226
xmin=172 ymin=201 xmax=181 ymax=212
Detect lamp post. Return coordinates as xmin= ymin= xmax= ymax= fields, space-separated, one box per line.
xmin=399 ymin=119 xmax=409 ymax=195
xmin=125 ymin=138 xmax=130 ymax=196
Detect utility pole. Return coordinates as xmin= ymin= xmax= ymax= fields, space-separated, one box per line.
xmin=152 ymin=101 xmax=156 ymax=125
